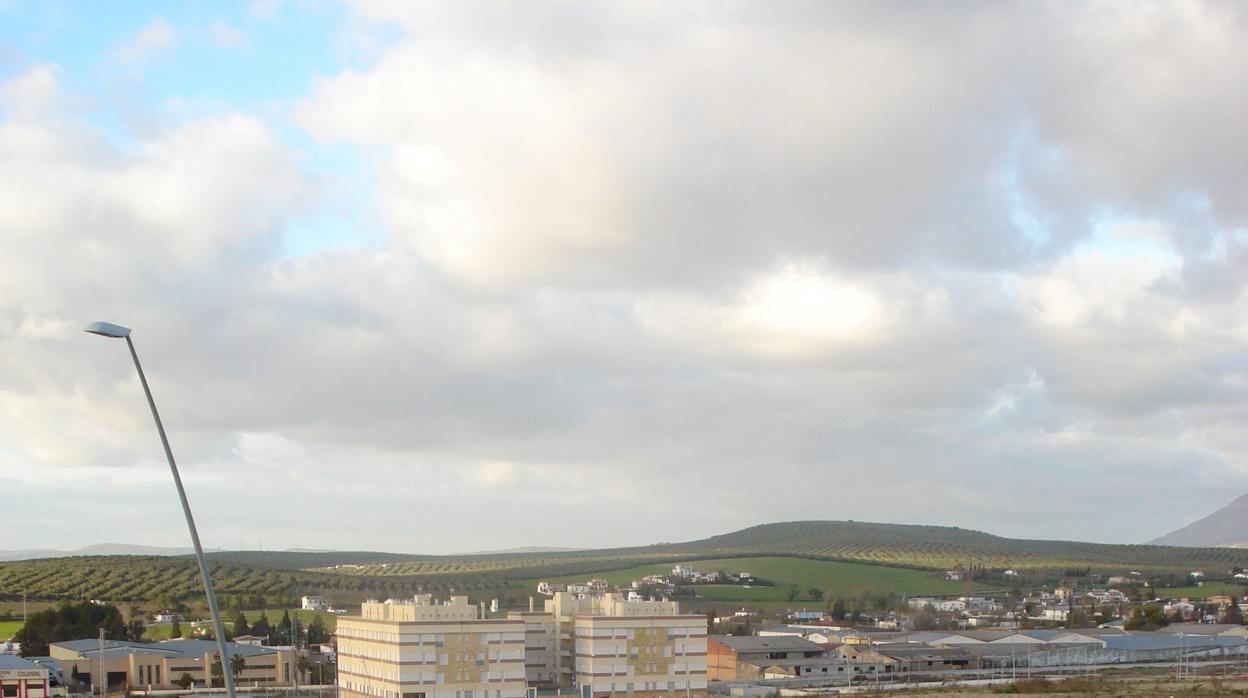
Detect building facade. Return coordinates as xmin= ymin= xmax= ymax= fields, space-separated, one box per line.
xmin=336 ymin=595 xmax=527 ymax=698
xmin=529 ymin=592 xmax=706 ymax=698
xmin=49 ymin=639 xmax=296 ymax=692
xmin=0 ymin=656 xmax=53 ymax=698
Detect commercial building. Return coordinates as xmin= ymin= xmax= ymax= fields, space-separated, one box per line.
xmin=336 ymin=595 xmax=527 ymax=698
xmin=0 ymin=656 xmax=53 ymax=698
xmin=48 ymin=639 xmax=296 ymax=692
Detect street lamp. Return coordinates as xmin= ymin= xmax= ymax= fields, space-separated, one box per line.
xmin=84 ymin=321 xmax=236 ymax=698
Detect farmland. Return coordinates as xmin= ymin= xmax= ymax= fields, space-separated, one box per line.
xmin=5 ymin=520 xmax=1248 ymax=606
xmin=0 ymin=619 xmax=23 ymax=640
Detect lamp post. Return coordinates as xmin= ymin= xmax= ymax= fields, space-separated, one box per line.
xmin=85 ymin=321 xmax=236 ymax=698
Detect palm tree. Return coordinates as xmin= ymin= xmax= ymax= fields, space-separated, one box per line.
xmin=231 ymin=653 xmax=246 ymax=680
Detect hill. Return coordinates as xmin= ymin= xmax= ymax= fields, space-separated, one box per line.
xmin=0 ymin=544 xmax=219 ymax=563
xmin=1149 ymin=495 xmax=1248 ymax=548
xmin=6 ymin=520 xmax=1248 ymax=604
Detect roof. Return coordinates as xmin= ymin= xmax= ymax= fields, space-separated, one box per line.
xmin=709 ymin=635 xmax=825 ymax=654
xmin=1158 ymin=623 xmax=1246 ymax=636
xmin=0 ymin=655 xmax=46 ymax=671
xmin=874 ymin=647 xmax=974 ymax=662
xmin=1104 ymin=634 xmax=1248 ymax=651
xmin=51 ymin=639 xmax=283 ymax=660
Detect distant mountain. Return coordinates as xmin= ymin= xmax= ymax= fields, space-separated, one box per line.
xmin=0 ymin=543 xmax=220 ymax=562
xmin=1149 ymin=495 xmax=1248 ymax=548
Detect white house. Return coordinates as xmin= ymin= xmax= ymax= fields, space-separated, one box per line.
xmin=301 ymin=596 xmax=331 ymax=611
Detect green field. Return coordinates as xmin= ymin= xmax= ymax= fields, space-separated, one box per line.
xmin=520 ymin=556 xmax=986 ymax=604
xmin=0 ymin=619 xmax=23 ymax=639
xmin=1154 ymin=582 xmax=1248 ymax=599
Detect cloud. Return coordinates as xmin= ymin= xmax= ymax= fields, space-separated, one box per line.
xmin=116 ymin=18 xmax=178 ymax=64
xmin=4 ymin=3 xmax=1248 ymax=551
xmin=208 ymin=22 xmax=248 ymax=49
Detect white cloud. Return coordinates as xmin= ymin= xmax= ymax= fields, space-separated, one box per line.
xmin=117 ymin=18 xmax=178 ymax=64
xmin=208 ymin=22 xmax=248 ymax=49
xmin=5 ymin=3 xmax=1248 ymax=550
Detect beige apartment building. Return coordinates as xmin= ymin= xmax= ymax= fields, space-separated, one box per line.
xmin=337 ymin=595 xmax=527 ymax=698
xmin=509 ymin=592 xmax=707 ymax=698
xmin=505 ymin=610 xmax=556 ymax=688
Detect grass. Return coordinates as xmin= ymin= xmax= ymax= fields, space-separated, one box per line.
xmin=1154 ymin=582 xmax=1248 ymax=598
xmin=0 ymin=619 xmax=23 ymax=639
xmin=518 ymin=556 xmax=989 ymax=603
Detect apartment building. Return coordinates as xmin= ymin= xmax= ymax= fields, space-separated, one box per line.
xmin=530 ymin=592 xmax=707 ymax=698
xmin=337 ymin=595 xmax=526 ymax=698
xmin=504 ymin=610 xmax=556 ymax=689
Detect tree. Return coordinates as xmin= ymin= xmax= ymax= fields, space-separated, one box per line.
xmin=1225 ymin=597 xmax=1244 ymax=625
xmin=306 ymin=616 xmax=329 ymax=645
xmin=170 ymin=616 xmax=182 ymax=639
xmin=786 ymin=584 xmax=800 ymax=602
xmin=251 ymin=611 xmax=271 ymax=640
xmin=211 ymin=658 xmax=224 ymax=687
xmin=231 ymin=653 xmax=247 ymax=679
xmin=15 ymin=601 xmax=128 ymax=657
xmin=127 ymin=619 xmax=146 ymax=642
xmin=232 ymin=611 xmax=249 ymax=638
xmin=297 ymin=655 xmax=311 ymax=684
xmin=808 ymin=588 xmax=825 ymax=602
xmin=830 ymin=600 xmax=847 ymax=622
xmin=278 ymin=610 xmax=292 ymax=644
xmin=175 ymin=673 xmax=194 ymax=690
xmin=1125 ymin=603 xmax=1169 ymax=631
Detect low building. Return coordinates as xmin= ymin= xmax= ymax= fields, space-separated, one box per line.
xmin=49 ymin=639 xmax=297 ymax=692
xmin=0 ymin=656 xmax=54 ymax=698
xmin=707 ymin=635 xmax=826 ymax=681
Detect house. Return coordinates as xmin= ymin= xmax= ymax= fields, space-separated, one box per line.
xmin=300 ymin=596 xmax=331 ymax=611
xmin=151 ymin=613 xmax=183 ymax=623
xmin=944 ymin=570 xmax=963 ymax=582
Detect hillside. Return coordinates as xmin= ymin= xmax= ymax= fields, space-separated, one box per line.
xmin=6 ymin=520 xmax=1248 ymax=604
xmin=1149 ymin=495 xmax=1248 ymax=548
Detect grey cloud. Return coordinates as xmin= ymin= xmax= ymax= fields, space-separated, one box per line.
xmin=3 ymin=3 xmax=1248 ymax=551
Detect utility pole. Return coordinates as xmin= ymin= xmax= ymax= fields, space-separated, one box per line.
xmin=97 ymin=628 xmax=105 ymax=698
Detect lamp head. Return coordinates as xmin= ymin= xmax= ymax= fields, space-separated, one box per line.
xmin=84 ymin=321 xmax=132 ymax=338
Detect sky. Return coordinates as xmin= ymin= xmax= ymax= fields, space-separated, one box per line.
xmin=2 ymin=1 xmax=1248 ymax=554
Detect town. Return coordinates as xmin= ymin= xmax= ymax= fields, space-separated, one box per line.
xmin=7 ymin=560 xmax=1248 ymax=697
